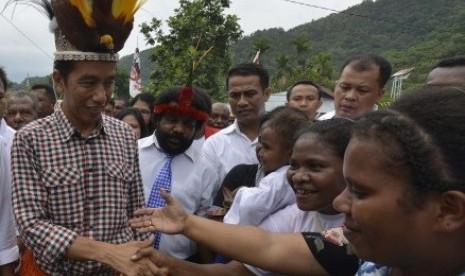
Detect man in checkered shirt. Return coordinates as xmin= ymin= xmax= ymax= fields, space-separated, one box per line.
xmin=9 ymin=1 xmax=156 ymax=275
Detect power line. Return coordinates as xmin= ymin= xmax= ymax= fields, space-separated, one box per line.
xmin=0 ymin=13 xmax=53 ymax=60
xmin=278 ymin=0 xmax=464 ymax=36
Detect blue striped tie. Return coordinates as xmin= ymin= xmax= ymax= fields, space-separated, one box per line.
xmin=147 ymin=154 xmax=175 ymax=249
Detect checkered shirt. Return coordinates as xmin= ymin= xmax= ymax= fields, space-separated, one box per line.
xmin=11 ymin=106 xmax=149 ymax=275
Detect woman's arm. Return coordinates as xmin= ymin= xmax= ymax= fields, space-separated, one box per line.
xmin=130 ymin=190 xmax=327 ymax=275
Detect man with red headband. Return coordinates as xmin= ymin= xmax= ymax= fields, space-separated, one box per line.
xmin=138 ymin=86 xmax=220 ymax=261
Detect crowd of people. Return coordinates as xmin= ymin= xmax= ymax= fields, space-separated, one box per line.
xmin=1 ymin=1 xmax=465 ymax=276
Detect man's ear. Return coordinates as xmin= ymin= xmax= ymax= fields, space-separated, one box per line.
xmin=52 ymin=70 xmax=65 ymax=97
xmin=263 ymin=87 xmax=271 ymax=101
xmin=378 ymin=88 xmax=385 ymax=100
xmin=317 ymin=99 xmax=323 ymax=110
xmin=434 ymin=191 xmax=465 ymax=232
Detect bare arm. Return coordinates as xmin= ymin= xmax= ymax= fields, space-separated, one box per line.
xmin=132 ymin=247 xmax=254 ymax=276
xmin=130 ymin=190 xmax=327 ymax=275
xmin=0 ymin=263 xmax=16 ymax=276
xmin=65 ymin=236 xmax=160 ymax=275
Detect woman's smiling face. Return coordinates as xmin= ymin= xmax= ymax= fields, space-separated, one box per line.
xmin=333 ymin=137 xmax=438 ymax=266
xmin=287 ymin=133 xmax=346 ymax=214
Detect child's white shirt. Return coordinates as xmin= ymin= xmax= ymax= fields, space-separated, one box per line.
xmin=223 ymin=165 xmax=295 ymax=225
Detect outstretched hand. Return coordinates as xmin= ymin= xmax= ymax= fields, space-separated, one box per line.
xmin=131 ymin=247 xmax=170 ymax=276
xmin=129 ymin=189 xmax=189 ymax=235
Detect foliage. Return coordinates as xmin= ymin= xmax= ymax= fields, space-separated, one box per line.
xmin=113 ymin=68 xmax=130 ymax=100
xmin=231 ymin=0 xmax=465 ymax=92
xmin=252 ymin=36 xmax=271 ymax=56
xmin=139 ymin=0 xmax=243 ymax=101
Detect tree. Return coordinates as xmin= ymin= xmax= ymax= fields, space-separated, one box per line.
xmin=271 ymin=53 xmax=292 ymax=90
xmin=291 ymin=35 xmax=311 ymax=67
xmin=113 ymin=68 xmax=130 ymax=100
xmin=251 ymin=36 xmax=271 ymax=62
xmin=140 ymin=0 xmax=243 ymax=101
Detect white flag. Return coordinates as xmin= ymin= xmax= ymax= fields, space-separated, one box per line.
xmin=252 ymin=50 xmax=261 ymax=65
xmin=129 ymin=47 xmax=142 ymax=98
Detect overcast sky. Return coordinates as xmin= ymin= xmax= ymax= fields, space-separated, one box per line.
xmin=0 ymin=0 xmax=363 ymax=83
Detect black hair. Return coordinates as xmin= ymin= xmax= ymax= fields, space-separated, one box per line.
xmin=106 ymin=98 xmax=115 ymax=107
xmin=31 ymin=83 xmax=56 ymax=102
xmin=154 ymin=86 xmax=211 ymax=130
xmin=340 ymin=54 xmax=392 ymax=88
xmin=259 ymin=106 xmax=309 ymax=151
xmin=53 ymin=60 xmax=75 ymax=83
xmin=353 ymin=86 xmax=465 ymax=206
xmin=286 ymin=80 xmax=323 ymax=101
xmin=0 ymin=67 xmax=7 ymax=91
xmin=115 ymin=107 xmax=149 ymax=138
xmin=431 ymin=56 xmax=465 ymax=69
xmin=294 ymin=118 xmax=354 ymax=159
xmin=194 ymin=88 xmax=213 ymax=115
xmin=7 ymin=90 xmax=40 ymax=113
xmin=130 ymin=92 xmax=156 ymax=112
xmin=131 ymin=92 xmax=157 ymax=134
xmin=226 ymin=63 xmax=270 ymax=90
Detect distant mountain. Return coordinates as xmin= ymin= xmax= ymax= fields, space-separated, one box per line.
xmin=229 ymin=0 xmax=465 ymax=91
xmin=120 ymin=0 xmax=465 ymax=93
xmin=24 ymin=0 xmax=465 ymax=93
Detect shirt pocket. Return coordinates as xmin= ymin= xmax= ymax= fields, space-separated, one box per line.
xmin=42 ymin=166 xmax=84 ymax=230
xmin=105 ymin=162 xmax=130 ymax=211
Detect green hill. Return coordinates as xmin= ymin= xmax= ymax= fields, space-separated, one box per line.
xmin=229 ymin=0 xmax=465 ymax=91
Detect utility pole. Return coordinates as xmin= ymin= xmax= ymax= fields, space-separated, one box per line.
xmin=391 ymin=68 xmax=414 ymax=100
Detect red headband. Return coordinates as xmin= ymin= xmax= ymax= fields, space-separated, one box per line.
xmin=153 ymin=86 xmax=209 ymax=121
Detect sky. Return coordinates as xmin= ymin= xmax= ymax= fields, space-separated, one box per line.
xmin=0 ymin=0 xmax=363 ymax=83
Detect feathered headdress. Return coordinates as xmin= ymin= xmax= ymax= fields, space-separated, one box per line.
xmin=6 ymin=0 xmax=146 ymax=61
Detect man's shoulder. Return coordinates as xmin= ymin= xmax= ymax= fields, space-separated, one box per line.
xmin=104 ymin=115 xmax=129 ymax=128
xmin=203 ymin=124 xmax=237 ymax=145
xmin=0 ymin=120 xmax=15 ymax=143
xmin=317 ymin=110 xmax=335 ymax=121
xmin=137 ymin=135 xmax=153 ymax=148
xmin=16 ymin=116 xmax=55 ymax=138
xmin=103 ymin=115 xmax=134 ymax=136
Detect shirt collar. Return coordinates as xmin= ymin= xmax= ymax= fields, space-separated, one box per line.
xmin=55 ymin=104 xmax=106 ymax=142
xmin=221 ymin=120 xmax=258 ymax=144
xmin=141 ymin=132 xmax=196 ymax=162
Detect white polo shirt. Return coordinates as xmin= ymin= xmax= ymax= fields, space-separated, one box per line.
xmin=0 ymin=135 xmax=19 ymax=265
xmin=0 ymin=119 xmax=15 ymax=157
xmin=202 ymin=120 xmax=259 ymax=183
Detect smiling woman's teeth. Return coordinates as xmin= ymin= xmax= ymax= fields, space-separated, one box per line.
xmin=296 ymin=189 xmax=314 ymax=195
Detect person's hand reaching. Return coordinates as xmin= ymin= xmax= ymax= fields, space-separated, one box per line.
xmin=130 ymin=189 xmax=189 ymax=235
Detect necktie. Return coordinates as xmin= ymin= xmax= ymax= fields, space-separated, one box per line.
xmin=147 ymin=153 xmax=175 ymax=249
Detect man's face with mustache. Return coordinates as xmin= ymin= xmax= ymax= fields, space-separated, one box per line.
xmin=155 ymin=112 xmax=197 ymax=155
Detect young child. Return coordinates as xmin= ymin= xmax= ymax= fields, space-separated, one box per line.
xmin=223 ymin=106 xmax=308 ymax=225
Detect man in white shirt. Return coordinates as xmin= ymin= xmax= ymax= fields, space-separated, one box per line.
xmin=0 ymin=68 xmax=15 ymax=157
xmin=426 ymin=56 xmax=465 ymax=87
xmin=0 ymin=136 xmax=19 ymax=276
xmin=0 ymin=68 xmax=18 ymax=276
xmin=138 ymin=86 xmax=220 ymax=261
xmin=202 ymin=63 xmax=271 ymax=182
xmin=319 ymin=54 xmax=392 ymax=120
